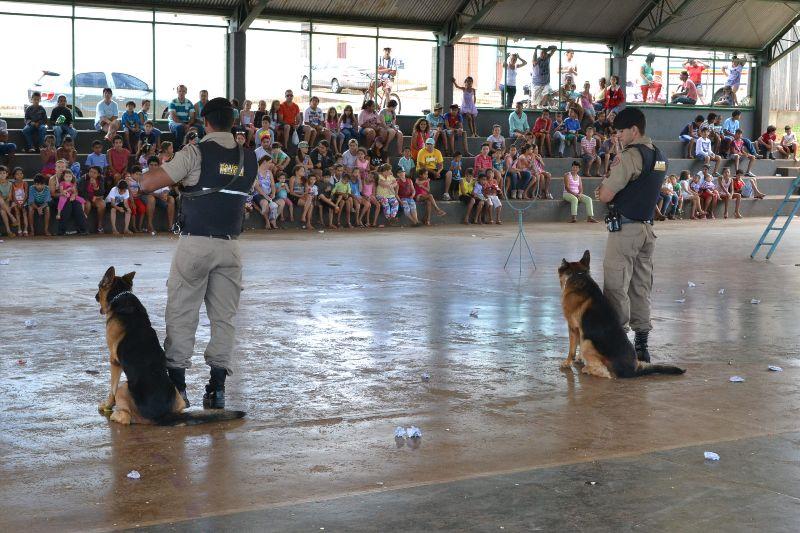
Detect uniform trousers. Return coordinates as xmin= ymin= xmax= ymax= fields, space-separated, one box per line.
xmin=602 ymin=222 xmax=656 ymax=333
xmin=165 ymin=235 xmax=243 ymax=375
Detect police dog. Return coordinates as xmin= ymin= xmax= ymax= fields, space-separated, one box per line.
xmin=96 ymin=266 xmax=245 ymax=425
xmin=558 ymin=251 xmax=685 ymax=378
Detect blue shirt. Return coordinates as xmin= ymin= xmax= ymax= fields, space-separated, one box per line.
xmin=564 ymin=118 xmax=580 ymax=132
xmin=349 ymin=179 xmax=362 ymax=197
xmin=86 ymin=152 xmax=108 ymax=170
xmin=723 ymin=117 xmax=740 ymax=136
xmin=121 ymin=110 xmax=142 ymax=131
xmin=168 ymin=98 xmax=194 ymax=125
xmin=508 ymin=111 xmax=529 ymax=134
xmin=28 ymin=186 xmax=51 ymax=205
xmin=94 ymin=100 xmax=119 ymax=128
xmin=532 ymin=56 xmax=551 ymax=86
xmin=397 ymin=156 xmax=414 ymax=175
xmin=425 ymin=112 xmax=445 ymax=129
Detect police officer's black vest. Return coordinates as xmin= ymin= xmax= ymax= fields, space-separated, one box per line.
xmin=612 ymin=144 xmax=667 ymax=222
xmin=181 ymin=142 xmax=257 ymax=237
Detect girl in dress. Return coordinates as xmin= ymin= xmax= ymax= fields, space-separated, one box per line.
xmin=414 ymin=168 xmax=446 ymax=226
xmin=453 ymin=76 xmax=478 ymax=137
xmin=326 ymin=108 xmax=344 ymax=155
xmin=360 ymin=172 xmax=380 ymax=228
xmin=10 ymin=168 xmax=28 ymax=236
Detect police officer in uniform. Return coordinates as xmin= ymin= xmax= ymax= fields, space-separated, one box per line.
xmin=140 ymin=97 xmax=257 ymax=409
xmin=594 ymin=107 xmax=667 ymax=363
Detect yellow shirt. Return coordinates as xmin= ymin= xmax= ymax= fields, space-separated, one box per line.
xmin=377 ymin=175 xmax=397 ymax=198
xmin=459 ymin=178 xmax=475 ymax=196
xmin=416 ymin=147 xmax=443 ymax=171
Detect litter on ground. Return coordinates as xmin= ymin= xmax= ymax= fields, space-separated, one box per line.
xmin=675 ymin=299 xmax=686 ymax=303
xmin=718 ymin=289 xmax=725 ymax=295
xmin=469 ymin=309 xmax=479 ymax=318
xmin=407 ymin=426 xmax=422 ymax=438
xmin=729 ymin=376 xmax=745 ymax=383
xmin=704 ymin=451 xmax=720 ymax=461
xmin=0 ymin=259 xmax=10 ymax=265
xmin=421 ymin=373 xmax=430 ymax=381
xmin=750 ymin=299 xmax=761 ymax=304
xmin=394 ymin=427 xmax=407 ymax=439
xmin=126 ymin=470 xmax=141 ymax=479
xmin=688 ymin=281 xmax=696 ymax=287
xmin=768 ymin=366 xmax=783 ymax=372
xmin=24 ymin=319 xmax=36 ymax=328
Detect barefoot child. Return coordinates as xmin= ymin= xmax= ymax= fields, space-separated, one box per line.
xmin=452 ymin=76 xmax=478 ymax=137
xmin=458 ymin=170 xmax=481 ymax=224
xmin=717 ymin=168 xmax=735 ymax=219
xmin=0 ymin=166 xmax=19 ymax=236
xmin=414 ymin=168 xmax=446 ymax=226
xmin=396 ymin=169 xmax=420 ymax=226
xmin=274 ymin=172 xmax=293 ymax=224
xmin=361 ymin=172 xmax=381 ymax=227
xmin=484 ymin=169 xmax=503 ymax=224
xmin=376 ymin=164 xmax=399 ymax=227
xmin=105 ymin=178 xmax=132 ymax=235
xmin=10 ymin=167 xmax=28 ymax=236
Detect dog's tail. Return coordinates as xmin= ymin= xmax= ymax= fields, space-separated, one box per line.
xmin=156 ymin=410 xmax=246 ymax=426
xmin=632 ymin=362 xmax=686 ymax=377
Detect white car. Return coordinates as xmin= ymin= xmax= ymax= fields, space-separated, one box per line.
xmin=300 ymin=61 xmax=372 ymax=94
xmin=28 ymin=70 xmax=167 ymax=118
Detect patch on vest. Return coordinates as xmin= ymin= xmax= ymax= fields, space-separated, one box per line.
xmin=654 ymin=160 xmax=667 ymax=171
xmin=218 ymin=163 xmax=243 ymax=176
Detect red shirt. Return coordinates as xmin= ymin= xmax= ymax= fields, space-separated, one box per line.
xmin=761 ymin=132 xmax=776 ymax=144
xmin=605 ymin=86 xmax=625 ymax=109
xmin=108 ymin=147 xmax=131 ymax=174
xmin=278 ymin=101 xmax=300 ymax=125
xmin=474 ymin=153 xmax=492 ymax=172
xmin=533 ymin=117 xmax=551 ymax=134
xmin=397 ymin=178 xmax=415 ymax=199
xmin=686 ymin=65 xmax=705 ymax=84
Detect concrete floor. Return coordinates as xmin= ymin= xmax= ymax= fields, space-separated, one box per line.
xmin=1 ymin=219 xmax=799 ymax=532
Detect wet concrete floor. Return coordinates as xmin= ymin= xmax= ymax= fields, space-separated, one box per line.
xmin=1 ymin=220 xmax=799 ymax=532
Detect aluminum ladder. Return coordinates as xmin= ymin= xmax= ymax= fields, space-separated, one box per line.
xmin=751 ymin=175 xmax=800 ymax=259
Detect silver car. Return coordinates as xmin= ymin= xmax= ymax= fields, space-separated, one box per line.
xmin=28 ymin=70 xmax=168 ymax=118
xmin=300 ymin=61 xmax=372 ymax=94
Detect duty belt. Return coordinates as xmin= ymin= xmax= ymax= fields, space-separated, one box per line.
xmin=620 ymin=216 xmax=653 ymax=225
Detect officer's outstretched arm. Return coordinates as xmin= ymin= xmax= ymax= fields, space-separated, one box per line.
xmin=140 ymin=167 xmax=175 ymax=193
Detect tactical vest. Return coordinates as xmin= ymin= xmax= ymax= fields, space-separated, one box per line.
xmin=612 ymin=144 xmax=667 ymax=222
xmin=181 ymin=141 xmax=257 ymax=237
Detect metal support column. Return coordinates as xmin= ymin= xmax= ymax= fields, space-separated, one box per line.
xmin=227 ymin=30 xmax=246 ymax=104
xmin=437 ymin=42 xmax=455 ymax=107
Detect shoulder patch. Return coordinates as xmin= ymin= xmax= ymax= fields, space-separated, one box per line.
xmin=654 ymin=160 xmax=667 ymax=171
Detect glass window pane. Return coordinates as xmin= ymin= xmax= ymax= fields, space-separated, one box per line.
xmin=0 ymin=1 xmax=71 ymax=16
xmin=627 ymin=54 xmax=668 ymax=104
xmin=711 ymin=51 xmax=750 ymax=107
xmin=154 ymin=24 xmax=226 ymax=119
xmin=309 ymin=34 xmax=375 ymax=113
xmin=455 ymin=39 xmax=503 ymax=109
xmin=0 ymin=14 xmax=72 ymax=117
xmin=667 ymin=54 xmax=713 ymax=105
xmin=560 ymin=41 xmax=610 ymax=53
xmin=246 ymin=29 xmax=309 ymax=109
xmin=379 ymin=37 xmax=436 ymax=115
xmin=75 ymin=6 xmax=153 ymax=22
xmin=74 ymin=19 xmax=153 ymax=120
xmin=313 ymin=23 xmax=376 ymax=36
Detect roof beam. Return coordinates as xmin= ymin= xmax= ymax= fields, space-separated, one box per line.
xmin=766 ymin=20 xmax=800 ymax=65
xmin=615 ymin=0 xmax=696 ymax=56
xmin=439 ymin=0 xmax=498 ymax=45
xmin=231 ymin=0 xmax=270 ymax=32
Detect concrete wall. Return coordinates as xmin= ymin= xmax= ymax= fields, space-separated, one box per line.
xmin=397 ymin=106 xmax=755 ymax=141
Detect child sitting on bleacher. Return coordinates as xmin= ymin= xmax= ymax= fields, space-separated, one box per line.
xmin=756 ymin=125 xmax=780 ymax=160
xmin=10 ymin=167 xmax=27 ymax=236
xmin=141 ymin=120 xmax=161 ymax=148
xmin=698 ymin=168 xmax=720 ymax=219
xmin=160 ymin=141 xmax=174 ymax=164
xmin=56 ymin=136 xmax=81 ymax=178
xmin=732 ymin=169 xmax=766 ymax=200
xmin=484 ymin=169 xmax=502 ymax=224
xmin=679 ymin=115 xmax=703 ymax=158
xmin=40 ymin=135 xmax=56 ymax=176
xmin=695 ymin=127 xmax=722 ymax=175
xmin=728 ymin=129 xmax=756 ymax=177
xmin=531 ymin=144 xmax=553 ymax=199
xmin=107 ymin=136 xmax=131 ymax=186
xmin=121 ymin=101 xmax=142 ymax=154
xmin=78 ymin=165 xmax=107 ymax=233
xmin=716 ymin=168 xmax=735 ymax=219
xmin=781 ymin=126 xmax=797 ymax=161
xmin=86 ymin=140 xmax=108 ymax=175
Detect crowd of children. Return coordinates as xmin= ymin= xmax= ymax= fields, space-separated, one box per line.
xmin=2 ymin=91 xmax=791 ymax=237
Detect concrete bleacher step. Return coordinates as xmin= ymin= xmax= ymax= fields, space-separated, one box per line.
xmin=16 ymin=194 xmax=796 ymax=237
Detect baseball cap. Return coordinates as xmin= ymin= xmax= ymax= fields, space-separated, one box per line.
xmin=200 ymin=97 xmax=233 ymax=118
xmin=298 ymin=141 xmax=309 ymax=148
xmin=425 ymin=138 xmax=435 ymax=145
xmin=434 ymin=102 xmax=443 ymax=110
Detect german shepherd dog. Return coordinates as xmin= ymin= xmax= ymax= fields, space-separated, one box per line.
xmin=96 ymin=266 xmax=245 ymax=425
xmin=558 ymin=251 xmax=685 ymax=378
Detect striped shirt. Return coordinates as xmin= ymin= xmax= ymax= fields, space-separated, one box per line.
xmin=168 ymin=98 xmax=194 ymax=125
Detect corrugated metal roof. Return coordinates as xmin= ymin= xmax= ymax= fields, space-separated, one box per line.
xmin=475 ymin=0 xmax=644 ymax=41
xmin=651 ymin=0 xmax=800 ymax=51
xmin=264 ymin=0 xmax=463 ymax=28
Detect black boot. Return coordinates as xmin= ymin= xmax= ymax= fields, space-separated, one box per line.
xmin=634 ymin=331 xmax=652 ymax=363
xmin=203 ymin=366 xmax=227 ymax=409
xmin=167 ymin=367 xmax=190 ymax=408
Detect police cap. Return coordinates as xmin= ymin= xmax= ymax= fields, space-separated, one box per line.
xmin=612 ymin=107 xmax=646 ymax=134
xmin=201 ymin=97 xmax=233 ymax=118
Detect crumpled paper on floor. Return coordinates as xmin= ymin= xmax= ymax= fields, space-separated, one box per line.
xmin=768 ymin=366 xmax=783 ymax=372
xmin=127 ymin=470 xmax=141 ymax=479
xmin=729 ymin=376 xmax=745 ymax=383
xmin=704 ymin=451 xmax=720 ymax=461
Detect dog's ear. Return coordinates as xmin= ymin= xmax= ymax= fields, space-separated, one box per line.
xmin=580 ymin=250 xmax=590 ymax=268
xmin=560 ymin=258 xmax=569 ymax=269
xmin=121 ymin=271 xmax=136 ymax=287
xmin=101 ymin=266 xmax=116 ymax=286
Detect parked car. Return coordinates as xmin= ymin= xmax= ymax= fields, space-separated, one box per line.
xmin=28 ymin=70 xmax=168 ymax=118
xmin=300 ymin=61 xmax=372 ymax=94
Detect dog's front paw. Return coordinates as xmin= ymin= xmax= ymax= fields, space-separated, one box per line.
xmin=110 ymin=410 xmax=131 ymax=425
xmin=560 ymin=358 xmax=573 ymax=370
xmin=98 ymin=402 xmax=113 ymax=413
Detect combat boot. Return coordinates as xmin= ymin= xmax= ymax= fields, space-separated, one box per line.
xmin=634 ymin=331 xmax=652 ymax=363
xmin=203 ymin=366 xmax=227 ymax=409
xmin=167 ymin=367 xmax=190 ymax=408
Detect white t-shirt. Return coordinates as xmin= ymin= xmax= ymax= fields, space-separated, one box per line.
xmin=561 ymin=58 xmax=578 ymax=85
xmin=783 ymin=132 xmax=797 ymax=146
xmin=106 ymin=186 xmax=129 ymax=204
xmin=505 ymin=66 xmax=517 ymax=87
xmin=255 ymin=146 xmax=269 ymax=162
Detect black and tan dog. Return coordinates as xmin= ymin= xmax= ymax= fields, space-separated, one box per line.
xmin=558 ymin=251 xmax=685 ymax=378
xmin=96 ymin=266 xmax=245 ymax=425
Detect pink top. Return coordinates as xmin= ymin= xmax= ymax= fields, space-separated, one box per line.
xmin=356 ymin=158 xmax=369 ymax=179
xmin=362 ymin=181 xmax=375 ymax=197
xmin=326 ymin=118 xmax=338 ymax=131
xmin=684 ymin=79 xmax=698 ymax=100
xmin=580 ymin=137 xmax=596 ymax=156
xmin=566 ymin=172 xmax=580 ymax=194
xmin=358 ymin=109 xmax=381 ymax=128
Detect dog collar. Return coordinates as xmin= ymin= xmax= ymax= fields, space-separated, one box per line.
xmin=109 ymin=291 xmax=135 ymax=306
